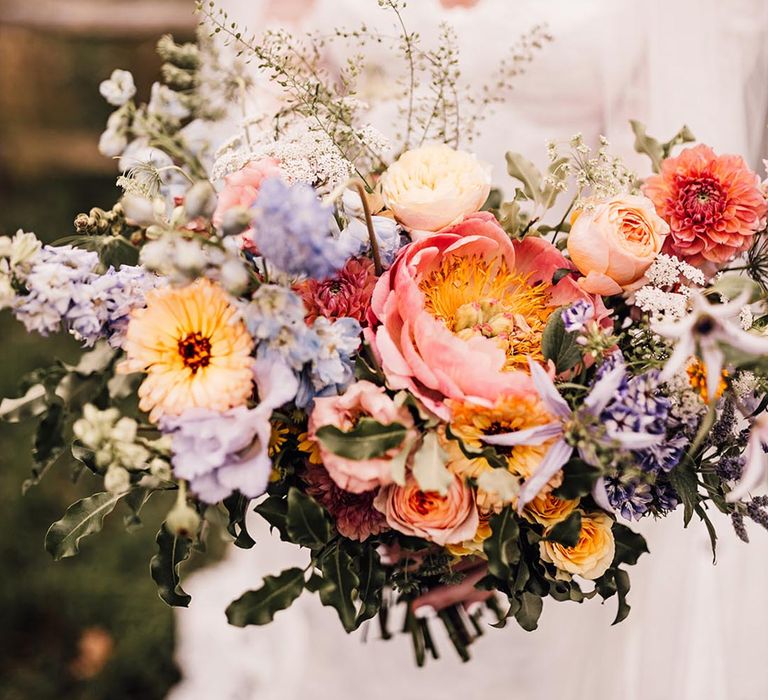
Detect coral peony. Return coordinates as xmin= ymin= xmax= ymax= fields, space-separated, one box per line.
xmin=308 ymin=380 xmax=417 ymax=493
xmin=643 ymin=144 xmax=767 ymax=266
xmin=366 ymin=212 xmax=609 ymax=418
xmin=294 ymin=257 xmax=377 ymax=325
xmin=373 ymin=472 xmax=479 ymax=546
xmin=302 ymin=461 xmax=389 ymax=541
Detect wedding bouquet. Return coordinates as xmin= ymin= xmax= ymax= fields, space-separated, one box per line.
xmin=4 ymin=1 xmax=768 ymax=665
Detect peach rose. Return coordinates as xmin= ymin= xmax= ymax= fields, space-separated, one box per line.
xmin=380 ymin=144 xmax=491 ymax=234
xmin=539 ymin=511 xmax=615 ymax=580
xmin=308 ymin=380 xmax=416 ymax=493
xmin=373 ymin=472 xmax=479 ymax=546
xmin=213 ymin=158 xmax=282 ymax=231
xmin=523 ymin=492 xmax=579 ymax=527
xmin=567 ymin=194 xmax=669 ymax=295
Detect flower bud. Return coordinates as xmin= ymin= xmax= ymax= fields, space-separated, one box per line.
xmin=149 ymin=457 xmax=172 ymax=481
xmin=166 ymin=500 xmax=201 ymax=538
xmin=104 ymin=465 xmax=131 ymax=494
xmin=219 ymin=206 xmax=252 ymax=237
xmin=219 ymin=258 xmax=249 ymax=296
xmin=183 ymin=181 xmax=218 ymax=219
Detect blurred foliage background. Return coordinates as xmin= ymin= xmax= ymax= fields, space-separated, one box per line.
xmin=0 ymin=2 xmax=196 ymax=698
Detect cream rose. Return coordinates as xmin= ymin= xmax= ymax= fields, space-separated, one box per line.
xmin=539 ymin=511 xmax=615 ymax=580
xmin=567 ymin=194 xmax=669 ymax=295
xmin=380 ymin=143 xmax=491 ymax=233
xmin=523 ymin=492 xmax=579 ymax=527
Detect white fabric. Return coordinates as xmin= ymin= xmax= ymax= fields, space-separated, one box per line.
xmin=170 ymin=1 xmax=768 ymax=698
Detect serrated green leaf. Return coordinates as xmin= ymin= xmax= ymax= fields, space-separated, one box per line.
xmin=150 ymin=524 xmax=193 ymax=607
xmin=611 ymin=522 xmax=649 ymax=567
xmin=483 ymin=507 xmax=520 ymax=581
xmin=226 ymin=567 xmax=305 ymax=626
xmin=514 ymin=591 xmax=543 ymax=631
xmin=541 ymin=308 xmax=583 ymax=373
xmin=45 ymin=490 xmax=125 ymax=560
xmin=223 ymin=492 xmax=256 ymax=549
xmin=286 ymin=487 xmax=332 ymax=549
xmin=315 ymin=418 xmax=407 ymax=460
xmin=546 ymin=510 xmax=582 ymax=548
xmin=411 ymin=431 xmax=452 ymax=495
xmin=318 ymin=545 xmax=360 ymax=632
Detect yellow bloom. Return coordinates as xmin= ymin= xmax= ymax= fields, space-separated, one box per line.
xmin=118 ymin=279 xmax=254 ymax=421
xmin=446 ymin=517 xmax=492 ymax=558
xmin=445 ymin=395 xmax=558 ymax=512
xmin=298 ymin=430 xmax=323 ymax=464
xmin=687 ymin=359 xmax=728 ymax=402
xmin=268 ymin=421 xmax=290 ymax=457
xmin=540 ymin=511 xmax=615 ymax=580
xmin=523 ymin=492 xmax=579 ymax=527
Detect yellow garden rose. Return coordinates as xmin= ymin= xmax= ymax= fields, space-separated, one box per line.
xmin=540 ymin=511 xmax=615 ymax=580
xmin=380 ymin=143 xmax=491 ymax=233
xmin=523 ymin=492 xmax=579 ymax=527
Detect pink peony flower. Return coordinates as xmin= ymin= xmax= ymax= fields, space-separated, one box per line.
xmin=365 ymin=211 xmax=609 ymax=418
xmin=294 ymin=257 xmax=378 ymax=325
xmin=308 ymin=380 xmax=417 ymax=493
xmin=213 ymin=159 xmax=282 ymax=245
xmin=302 ymin=461 xmax=389 ymax=541
xmin=643 ymin=144 xmax=767 ymax=267
xmin=373 ymin=472 xmax=479 ymax=546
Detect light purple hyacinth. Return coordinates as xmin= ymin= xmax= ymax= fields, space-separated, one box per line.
xmin=480 ymin=358 xmax=663 ymax=511
xmin=561 ymin=299 xmax=595 ymax=333
xmin=160 ymin=358 xmax=298 ymax=503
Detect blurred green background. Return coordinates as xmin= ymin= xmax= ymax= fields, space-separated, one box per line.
xmin=0 ymin=3 xmax=195 ymax=698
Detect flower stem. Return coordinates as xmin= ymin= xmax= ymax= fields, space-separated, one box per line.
xmin=353 ymin=181 xmax=383 ymax=276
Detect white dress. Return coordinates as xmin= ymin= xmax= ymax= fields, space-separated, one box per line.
xmin=169 ymin=2 xmax=768 ymax=698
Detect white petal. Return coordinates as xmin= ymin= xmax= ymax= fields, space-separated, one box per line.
xmin=607 ymin=429 xmax=664 ymax=449
xmin=716 ymin=324 xmax=768 ymax=356
xmin=527 ymin=357 xmax=570 ymax=418
xmin=585 ymin=365 xmax=625 ymax=414
xmin=481 ymin=422 xmax=563 ymax=447
xmin=726 ymin=427 xmax=767 ymax=502
xmin=699 ymin=339 xmax=724 ymax=402
xmin=517 ymin=438 xmax=573 ymax=510
xmin=591 ymin=476 xmax=613 ymax=512
xmin=659 ymin=335 xmax=695 ymax=383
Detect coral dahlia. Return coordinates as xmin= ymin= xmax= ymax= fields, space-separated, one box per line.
xmin=643 ymin=144 xmax=767 ymax=266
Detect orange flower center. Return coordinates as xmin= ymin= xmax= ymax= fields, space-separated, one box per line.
xmin=686 ymin=359 xmax=728 ymax=401
xmin=420 ymin=255 xmax=553 ymax=369
xmin=178 ymin=332 xmax=212 ymax=373
xmin=409 ymin=489 xmax=447 ymax=516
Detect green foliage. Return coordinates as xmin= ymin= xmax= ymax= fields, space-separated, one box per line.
xmin=505 ymin=152 xmax=567 ymax=212
xmin=514 ymin=591 xmax=544 ymax=632
xmin=541 ymin=308 xmax=583 ymax=373
xmin=483 ymin=507 xmax=521 ymax=581
xmin=223 ymin=492 xmax=256 ymax=549
xmin=546 ymin=510 xmax=582 ymax=548
xmin=255 ymin=494 xmax=290 ymax=540
xmin=150 ymin=524 xmax=193 ymax=608
xmin=317 ymin=543 xmax=361 ymax=632
xmin=611 ymin=523 xmax=649 ymax=567
xmin=286 ymin=487 xmax=332 ymax=549
xmin=226 ymin=567 xmax=306 ymax=627
xmin=630 ymin=120 xmax=695 ymax=172
xmin=315 ymin=418 xmax=408 ymax=460
xmin=553 ymin=459 xmax=601 ymax=499
xmin=45 ymin=490 xmax=127 ymax=561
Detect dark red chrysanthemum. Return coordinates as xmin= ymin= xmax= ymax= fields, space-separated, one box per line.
xmin=295 ymin=257 xmax=377 ymax=324
xmin=302 ymin=461 xmax=389 ymax=541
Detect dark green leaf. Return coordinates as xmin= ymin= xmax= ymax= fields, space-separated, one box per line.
xmin=546 ymin=511 xmax=582 ymax=548
xmin=150 ymin=524 xmax=193 ymax=607
xmin=355 ymin=546 xmax=386 ymax=626
xmin=286 ymin=487 xmax=332 ymax=549
xmin=695 ymin=504 xmax=718 ymax=563
xmin=223 ymin=492 xmax=256 ymax=549
xmin=226 ymin=567 xmax=305 ymax=626
xmin=553 ymin=459 xmax=600 ymax=499
xmin=611 ymin=522 xmax=649 ymax=567
xmin=318 ymin=545 xmax=360 ymax=632
xmin=255 ymin=494 xmax=289 ymax=540
xmin=33 ymin=401 xmax=66 ymax=464
xmin=514 ymin=591 xmax=543 ymax=631
xmin=122 ymin=488 xmax=154 ymax=531
xmin=541 ymin=308 xmax=583 ymax=373
xmin=45 ymin=491 xmax=126 ymax=560
xmin=445 ymin=425 xmax=507 ymax=470
xmin=611 ymin=568 xmax=632 ymax=625
xmin=315 ymin=418 xmax=407 ymax=460
xmin=551 ymin=267 xmax=573 ymax=285
xmin=483 ymin=507 xmax=520 ymax=582
xmin=22 ymin=447 xmax=73 ymax=494
xmin=668 ymin=461 xmax=699 ymax=526
xmin=505 ymin=152 xmax=542 ymax=201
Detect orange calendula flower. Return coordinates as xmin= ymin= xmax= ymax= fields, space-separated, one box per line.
xmin=118 ymin=278 xmax=254 ymax=421
xmin=686 ymin=359 xmax=728 ymax=402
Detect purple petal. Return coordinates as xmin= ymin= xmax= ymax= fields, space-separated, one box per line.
xmin=517 ymin=438 xmax=573 ymax=511
xmin=481 ymin=422 xmax=563 ymax=447
xmin=527 ymin=357 xmax=570 ymax=419
xmin=584 ymin=365 xmax=625 ymax=414
xmin=254 ymin=357 xmax=299 ymax=411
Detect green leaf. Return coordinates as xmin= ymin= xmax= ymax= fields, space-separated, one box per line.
xmin=33 ymin=401 xmax=66 ymax=464
xmin=286 ymin=487 xmax=332 ymax=549
xmin=630 ymin=120 xmax=695 ymax=173
xmin=546 ymin=511 xmax=582 ymax=548
xmin=411 ymin=431 xmax=452 ymax=495
xmin=694 ymin=503 xmax=718 ymax=563
xmin=611 ymin=568 xmax=632 ymax=625
xmin=668 ymin=461 xmax=699 ymax=526
xmin=514 ymin=591 xmax=544 ymax=631
xmin=611 ymin=522 xmax=649 ymax=567
xmin=150 ymin=524 xmax=193 ymax=607
xmin=505 ymin=152 xmax=542 ymax=202
xmin=123 ymin=487 xmax=154 ymax=531
xmin=315 ymin=418 xmax=407 ymax=460
xmin=355 ymin=546 xmax=386 ymax=626
xmin=226 ymin=567 xmax=305 ymax=626
xmin=45 ymin=490 xmax=126 ymax=560
xmin=445 ymin=425 xmax=507 ymax=470
xmin=709 ymin=275 xmax=761 ymax=304
xmin=553 ymin=459 xmax=600 ymax=499
xmin=552 ymin=267 xmax=573 ymax=286
xmin=0 ymin=384 xmax=48 ymax=423
xmin=318 ymin=544 xmax=360 ymax=632
xmin=541 ymin=308 xmax=583 ymax=373
xmin=223 ymin=492 xmax=256 ymax=549
xmin=22 ymin=446 xmax=73 ymax=494
xmin=255 ymin=494 xmax=289 ymax=540
xmin=483 ymin=507 xmax=520 ymax=581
